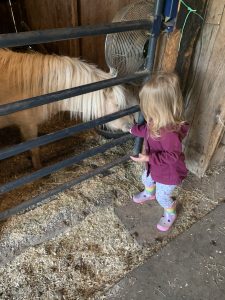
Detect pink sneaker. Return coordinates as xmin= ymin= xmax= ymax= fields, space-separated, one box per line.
xmin=132 ymin=190 xmax=156 ymax=204
xmin=157 ymin=211 xmax=177 ymax=231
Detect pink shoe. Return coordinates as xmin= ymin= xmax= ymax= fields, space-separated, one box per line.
xmin=157 ymin=212 xmax=177 ymax=232
xmin=132 ymin=190 xmax=156 ymax=204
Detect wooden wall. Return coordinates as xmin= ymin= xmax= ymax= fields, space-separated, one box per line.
xmin=78 ymin=0 xmax=133 ymax=70
xmin=18 ymin=0 xmax=80 ymax=56
xmin=184 ymin=0 xmax=225 ymax=176
xmin=14 ymin=0 xmax=133 ymax=70
xmin=2 ymin=0 xmax=205 ymax=74
xmin=0 ymin=0 xmax=17 ymax=33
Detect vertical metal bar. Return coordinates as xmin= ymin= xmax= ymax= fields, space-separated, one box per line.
xmin=145 ymin=0 xmax=165 ymax=71
xmin=133 ymin=0 xmax=165 ymax=155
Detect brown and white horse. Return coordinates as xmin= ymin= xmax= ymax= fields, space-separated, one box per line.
xmin=0 ymin=49 xmax=137 ymax=169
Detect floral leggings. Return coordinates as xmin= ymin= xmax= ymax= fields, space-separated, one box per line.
xmin=142 ymin=171 xmax=176 ymax=209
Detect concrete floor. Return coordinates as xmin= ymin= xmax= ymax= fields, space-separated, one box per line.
xmin=105 ymin=202 xmax=225 ymax=300
xmin=103 ymin=166 xmax=225 ymax=300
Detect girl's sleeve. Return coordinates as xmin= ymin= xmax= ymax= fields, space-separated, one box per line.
xmin=149 ymin=132 xmax=182 ymax=166
xmin=130 ymin=124 xmax=147 ymax=138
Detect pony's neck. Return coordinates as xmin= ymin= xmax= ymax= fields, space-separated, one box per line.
xmin=0 ymin=49 xmax=127 ymax=121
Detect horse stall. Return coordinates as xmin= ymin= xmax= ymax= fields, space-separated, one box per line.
xmin=0 ymin=0 xmax=225 ymax=299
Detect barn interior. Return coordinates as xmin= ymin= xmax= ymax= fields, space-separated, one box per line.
xmin=0 ymin=0 xmax=225 ymax=299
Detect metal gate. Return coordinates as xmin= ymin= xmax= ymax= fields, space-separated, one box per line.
xmin=0 ymin=0 xmax=165 ymax=220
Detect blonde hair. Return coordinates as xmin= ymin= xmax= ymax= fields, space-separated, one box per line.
xmin=139 ymin=72 xmax=184 ymax=137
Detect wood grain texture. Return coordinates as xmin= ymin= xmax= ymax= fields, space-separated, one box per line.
xmin=153 ymin=32 xmax=168 ymax=71
xmin=161 ymin=29 xmax=181 ymax=72
xmin=205 ymin=1 xmax=225 ymax=25
xmin=184 ymin=3 xmax=225 ymax=176
xmin=19 ymin=0 xmax=80 ymax=56
xmin=175 ymin=0 xmax=207 ymax=90
xmin=210 ymin=119 xmax=225 ymax=166
xmin=184 ymin=23 xmax=219 ymax=121
xmin=78 ymin=0 xmax=133 ymax=70
xmin=210 ymin=143 xmax=225 ymax=166
xmin=0 ymin=0 xmax=16 ymax=33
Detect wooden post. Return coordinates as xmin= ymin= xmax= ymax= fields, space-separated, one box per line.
xmin=159 ymin=0 xmax=207 ymax=91
xmin=184 ymin=0 xmax=225 ymax=176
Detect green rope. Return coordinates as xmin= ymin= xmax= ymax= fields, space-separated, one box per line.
xmin=178 ymin=0 xmax=204 ymax=51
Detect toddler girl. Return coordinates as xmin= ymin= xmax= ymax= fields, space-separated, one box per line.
xmin=130 ymin=73 xmax=189 ymax=232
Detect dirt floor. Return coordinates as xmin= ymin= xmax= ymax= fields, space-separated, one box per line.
xmin=0 ymin=115 xmax=225 ymax=299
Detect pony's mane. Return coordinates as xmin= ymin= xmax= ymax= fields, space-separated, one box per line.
xmin=0 ymin=49 xmax=127 ymax=120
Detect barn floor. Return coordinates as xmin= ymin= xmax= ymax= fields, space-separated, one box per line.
xmin=0 ymin=115 xmax=225 ymax=299
xmin=104 ymin=202 xmax=225 ymax=300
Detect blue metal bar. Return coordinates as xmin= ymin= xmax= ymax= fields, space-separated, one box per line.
xmin=0 ymin=106 xmax=140 ymax=160
xmin=0 ymin=154 xmax=130 ymax=221
xmin=0 ymin=134 xmax=133 ymax=195
xmin=0 ymin=20 xmax=152 ymax=48
xmin=164 ymin=0 xmax=179 ymax=20
xmin=133 ymin=0 xmax=165 ymax=155
xmin=0 ymin=72 xmax=148 ymax=116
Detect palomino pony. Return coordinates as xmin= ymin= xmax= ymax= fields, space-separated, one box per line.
xmin=0 ymin=49 xmax=137 ymax=169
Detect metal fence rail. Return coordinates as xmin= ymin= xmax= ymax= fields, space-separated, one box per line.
xmin=0 ymin=73 xmax=148 ymax=116
xmin=0 ymin=154 xmax=131 ymax=221
xmin=0 ymin=106 xmax=140 ymax=160
xmin=0 ymin=20 xmax=151 ymax=48
xmin=0 ymin=134 xmax=133 ymax=195
xmin=0 ymin=0 xmax=164 ymax=219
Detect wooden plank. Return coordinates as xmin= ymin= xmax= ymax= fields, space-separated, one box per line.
xmin=154 ymin=32 xmax=168 ymax=71
xmin=19 ymin=0 xmax=80 ymax=56
xmin=205 ymin=0 xmax=225 ymax=25
xmin=185 ymin=98 xmax=225 ymax=175
xmin=185 ymin=5 xmax=225 ymax=176
xmin=175 ymin=0 xmax=207 ymax=90
xmin=154 ymin=0 xmax=206 ymax=82
xmin=184 ymin=23 xmax=219 ymax=122
xmin=221 ymin=133 xmax=225 ymax=145
xmin=161 ymin=29 xmax=181 ymax=72
xmin=197 ymin=102 xmax=225 ymax=173
xmin=210 ymin=143 xmax=225 ymax=166
xmin=210 ymin=127 xmax=225 ymax=166
xmin=79 ymin=0 xmax=133 ymax=69
xmin=0 ymin=0 xmax=16 ymax=33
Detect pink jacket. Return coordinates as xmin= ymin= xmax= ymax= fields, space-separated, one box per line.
xmin=131 ymin=123 xmax=189 ymax=185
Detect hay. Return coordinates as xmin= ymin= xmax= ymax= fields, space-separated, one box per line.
xmin=0 ymin=207 xmax=143 ymax=300
xmin=0 ymin=116 xmax=225 ymax=299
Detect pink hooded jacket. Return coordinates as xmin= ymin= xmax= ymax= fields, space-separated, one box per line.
xmin=131 ymin=123 xmax=189 ymax=185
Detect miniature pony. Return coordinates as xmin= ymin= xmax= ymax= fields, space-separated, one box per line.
xmin=0 ymin=49 xmax=137 ymax=168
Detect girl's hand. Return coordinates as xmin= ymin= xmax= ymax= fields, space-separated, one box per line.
xmin=130 ymin=153 xmax=149 ymax=162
